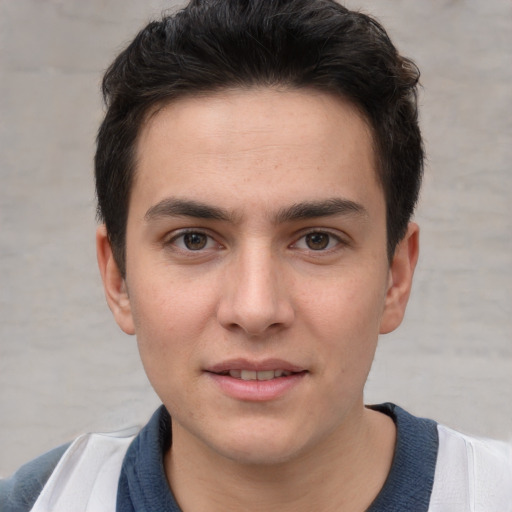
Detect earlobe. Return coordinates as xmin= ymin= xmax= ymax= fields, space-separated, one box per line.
xmin=96 ymin=225 xmax=136 ymax=335
xmin=379 ymin=222 xmax=419 ymax=335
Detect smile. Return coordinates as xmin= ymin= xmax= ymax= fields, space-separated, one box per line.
xmin=206 ymin=359 xmax=307 ymax=400
xmin=220 ymin=369 xmax=295 ymax=381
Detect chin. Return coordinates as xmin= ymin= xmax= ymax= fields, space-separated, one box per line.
xmin=203 ymin=420 xmax=316 ymax=467
xmin=216 ymin=439 xmax=305 ymax=466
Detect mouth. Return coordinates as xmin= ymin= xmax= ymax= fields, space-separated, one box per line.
xmin=212 ymin=369 xmax=303 ymax=381
xmin=205 ymin=359 xmax=307 ymax=400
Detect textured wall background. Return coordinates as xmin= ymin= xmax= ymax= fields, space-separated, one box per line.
xmin=1 ymin=0 xmax=511 ymax=476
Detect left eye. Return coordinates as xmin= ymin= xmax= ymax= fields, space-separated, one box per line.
xmin=294 ymin=232 xmax=340 ymax=251
xmin=172 ymin=232 xmax=216 ymax=251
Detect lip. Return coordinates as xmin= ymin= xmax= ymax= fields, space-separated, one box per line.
xmin=206 ymin=358 xmax=306 ymax=374
xmin=204 ymin=358 xmax=307 ymax=402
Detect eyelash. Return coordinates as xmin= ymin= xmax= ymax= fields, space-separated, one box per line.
xmin=165 ymin=229 xmax=346 ymax=255
xmin=165 ymin=229 xmax=219 ymax=252
xmin=291 ymin=230 xmax=345 ymax=253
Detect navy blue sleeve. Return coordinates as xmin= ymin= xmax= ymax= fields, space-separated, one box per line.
xmin=0 ymin=443 xmax=70 ymax=512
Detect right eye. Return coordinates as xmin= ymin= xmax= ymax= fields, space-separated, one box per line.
xmin=169 ymin=231 xmax=217 ymax=251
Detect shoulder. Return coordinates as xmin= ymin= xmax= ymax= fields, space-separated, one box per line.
xmin=431 ymin=425 xmax=512 ymax=511
xmin=0 ymin=426 xmax=139 ymax=512
xmin=29 ymin=428 xmax=138 ymax=512
xmin=0 ymin=443 xmax=70 ymax=512
xmin=370 ymin=404 xmax=512 ymax=511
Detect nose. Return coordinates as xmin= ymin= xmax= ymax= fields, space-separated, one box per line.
xmin=216 ymin=243 xmax=295 ymax=337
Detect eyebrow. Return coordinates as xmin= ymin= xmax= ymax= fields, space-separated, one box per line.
xmin=145 ymin=198 xmax=233 ymax=222
xmin=274 ymin=198 xmax=368 ymax=224
xmin=144 ymin=197 xmax=367 ymax=223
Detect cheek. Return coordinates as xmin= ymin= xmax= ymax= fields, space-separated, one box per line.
xmin=307 ymin=271 xmax=385 ymax=328
xmin=131 ymin=292 xmax=204 ymax=412
xmin=128 ymin=273 xmax=216 ymax=380
xmin=302 ymin=272 xmax=387 ymax=365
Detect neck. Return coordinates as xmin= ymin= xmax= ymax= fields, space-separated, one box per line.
xmin=165 ymin=406 xmax=396 ymax=512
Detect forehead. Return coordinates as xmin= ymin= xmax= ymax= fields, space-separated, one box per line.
xmin=131 ymin=88 xmax=382 ymax=219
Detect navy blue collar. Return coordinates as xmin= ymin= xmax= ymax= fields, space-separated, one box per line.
xmin=117 ymin=403 xmax=438 ymax=512
xmin=117 ymin=406 xmax=178 ymax=512
xmin=366 ymin=403 xmax=438 ymax=511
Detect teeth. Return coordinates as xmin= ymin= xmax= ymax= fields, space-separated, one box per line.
xmin=228 ymin=369 xmax=293 ymax=381
xmin=256 ymin=370 xmax=275 ymax=381
xmin=241 ymin=370 xmax=257 ymax=381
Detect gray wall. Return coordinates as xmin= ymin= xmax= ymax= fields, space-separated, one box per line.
xmin=1 ymin=0 xmax=511 ymax=476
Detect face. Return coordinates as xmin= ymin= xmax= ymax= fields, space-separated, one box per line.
xmin=98 ymin=88 xmax=418 ymax=466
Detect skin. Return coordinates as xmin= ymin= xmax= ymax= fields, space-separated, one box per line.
xmin=97 ymin=88 xmax=419 ymax=511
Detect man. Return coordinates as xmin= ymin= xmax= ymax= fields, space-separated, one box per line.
xmin=1 ymin=1 xmax=511 ymax=510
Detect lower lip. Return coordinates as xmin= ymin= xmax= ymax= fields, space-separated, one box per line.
xmin=206 ymin=372 xmax=306 ymax=401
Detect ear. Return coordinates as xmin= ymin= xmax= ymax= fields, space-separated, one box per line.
xmin=96 ymin=225 xmax=135 ymax=335
xmin=379 ymin=222 xmax=419 ymax=335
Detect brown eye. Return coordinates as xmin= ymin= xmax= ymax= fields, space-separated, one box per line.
xmin=183 ymin=232 xmax=208 ymax=250
xmin=305 ymin=232 xmax=330 ymax=250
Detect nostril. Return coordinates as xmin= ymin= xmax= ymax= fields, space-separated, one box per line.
xmin=216 ymin=274 xmax=295 ymax=335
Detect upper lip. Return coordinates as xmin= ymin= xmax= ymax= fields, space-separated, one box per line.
xmin=205 ymin=358 xmax=306 ymax=374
